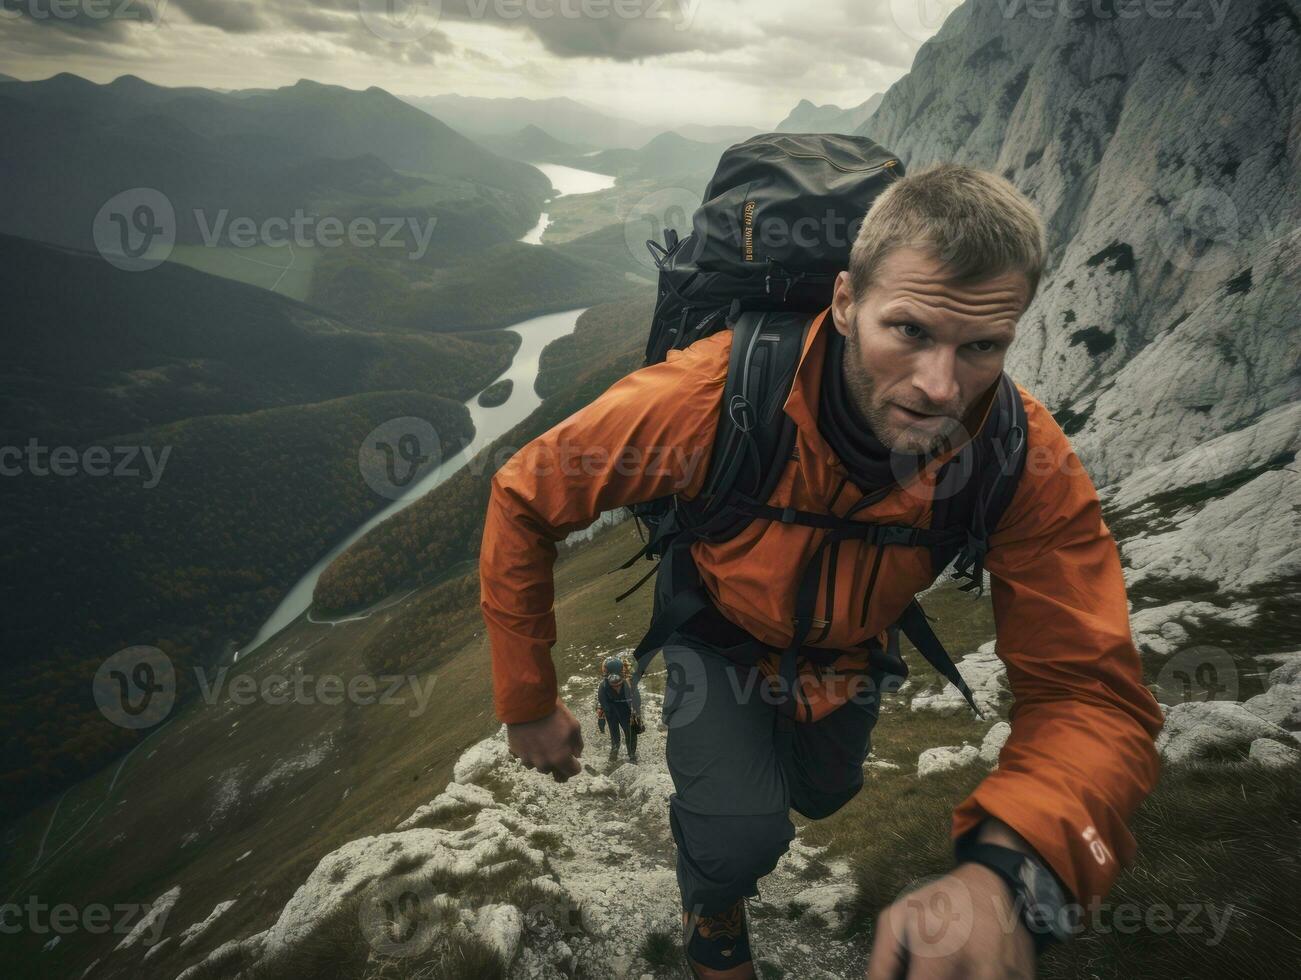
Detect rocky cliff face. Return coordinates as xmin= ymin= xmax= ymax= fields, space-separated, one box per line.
xmin=856 ymin=0 xmax=1299 ymax=642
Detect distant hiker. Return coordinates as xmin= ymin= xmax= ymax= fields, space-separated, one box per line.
xmin=481 ymin=141 xmax=1163 ymax=979
xmin=595 ymin=655 xmax=641 ymax=763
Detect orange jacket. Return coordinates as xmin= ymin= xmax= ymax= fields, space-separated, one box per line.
xmin=479 ymin=306 xmax=1162 ymax=907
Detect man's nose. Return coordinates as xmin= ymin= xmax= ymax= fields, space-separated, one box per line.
xmin=911 ymin=347 xmax=961 ymax=410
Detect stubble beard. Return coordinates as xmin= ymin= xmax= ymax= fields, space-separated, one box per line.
xmin=842 ymin=325 xmax=963 ymax=456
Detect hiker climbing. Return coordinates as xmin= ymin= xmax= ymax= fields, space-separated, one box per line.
xmin=595 ymin=655 xmax=642 ymax=764
xmin=480 ymin=135 xmax=1163 ymax=979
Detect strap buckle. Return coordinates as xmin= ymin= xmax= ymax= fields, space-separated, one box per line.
xmin=874 ymin=525 xmax=920 ymax=546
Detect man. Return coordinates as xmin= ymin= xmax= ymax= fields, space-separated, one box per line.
xmin=596 ymin=655 xmax=641 ymax=763
xmin=479 ymin=163 xmax=1163 ymax=978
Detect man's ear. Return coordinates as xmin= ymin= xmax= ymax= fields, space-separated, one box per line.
xmin=830 ymin=271 xmax=855 ymax=337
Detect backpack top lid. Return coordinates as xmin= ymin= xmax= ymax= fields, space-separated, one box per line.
xmin=690 ymin=132 xmax=900 ymax=276
xmin=641 ymin=133 xmax=903 ymax=365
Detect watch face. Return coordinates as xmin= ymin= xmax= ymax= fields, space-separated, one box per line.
xmin=1017 ymin=860 xmax=1071 ymax=940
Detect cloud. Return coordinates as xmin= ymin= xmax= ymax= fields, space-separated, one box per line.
xmin=0 ymin=0 xmax=937 ymax=128
xmin=169 ymin=0 xmax=267 ymax=34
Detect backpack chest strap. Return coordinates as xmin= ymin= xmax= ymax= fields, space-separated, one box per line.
xmin=729 ymin=496 xmax=966 ymax=549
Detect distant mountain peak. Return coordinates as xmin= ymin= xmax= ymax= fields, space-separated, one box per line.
xmin=776 ymin=93 xmax=883 ymax=134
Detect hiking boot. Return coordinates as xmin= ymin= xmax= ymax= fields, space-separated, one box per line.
xmin=608 ymin=748 xmax=620 ymax=763
xmin=628 ymin=751 xmax=639 ymax=764
xmin=682 ymin=900 xmax=753 ymax=978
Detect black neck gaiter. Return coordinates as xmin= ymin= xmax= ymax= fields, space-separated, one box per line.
xmin=817 ymin=328 xmax=930 ymax=494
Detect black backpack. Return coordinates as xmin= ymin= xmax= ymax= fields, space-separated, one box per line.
xmin=611 ymin=134 xmax=1028 ymax=718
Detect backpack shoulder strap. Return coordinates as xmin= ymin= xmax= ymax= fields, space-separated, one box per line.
xmin=612 ymin=309 xmax=808 ymax=580
xmin=623 ymin=311 xmax=809 ymax=681
xmin=682 ymin=309 xmax=808 ymax=534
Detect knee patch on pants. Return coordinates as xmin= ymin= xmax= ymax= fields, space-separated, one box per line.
xmin=669 ymin=795 xmax=795 ymax=916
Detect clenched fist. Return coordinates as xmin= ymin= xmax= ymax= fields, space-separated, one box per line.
xmin=506 ymin=699 xmax=584 ymax=783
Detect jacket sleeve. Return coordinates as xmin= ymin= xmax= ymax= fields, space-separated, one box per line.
xmin=950 ymin=393 xmax=1164 ymax=908
xmin=479 ymin=334 xmax=729 ymax=724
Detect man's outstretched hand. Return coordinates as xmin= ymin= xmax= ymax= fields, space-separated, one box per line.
xmin=864 ymin=862 xmax=1035 ymax=979
xmin=506 ymin=699 xmax=584 ymax=782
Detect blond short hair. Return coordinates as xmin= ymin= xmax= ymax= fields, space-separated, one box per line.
xmin=849 ymin=162 xmax=1046 ymax=305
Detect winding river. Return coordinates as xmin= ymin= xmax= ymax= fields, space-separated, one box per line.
xmin=518 ymin=161 xmax=617 ymax=244
xmin=241 ymin=161 xmax=619 ymax=658
xmin=241 ymin=306 xmax=588 ymax=657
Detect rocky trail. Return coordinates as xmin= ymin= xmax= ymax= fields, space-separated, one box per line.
xmin=176 ymin=670 xmax=869 ymax=980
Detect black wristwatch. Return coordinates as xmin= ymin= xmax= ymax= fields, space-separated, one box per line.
xmin=954 ymin=837 xmax=1073 ymax=953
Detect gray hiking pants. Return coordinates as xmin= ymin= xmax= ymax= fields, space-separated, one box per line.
xmin=661 ymin=630 xmax=884 ymax=916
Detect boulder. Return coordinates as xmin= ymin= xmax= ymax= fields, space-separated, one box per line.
xmin=1156 ymin=701 xmax=1293 ymax=763
xmin=790 ymin=883 xmax=857 ymax=931
xmin=1248 ymin=739 xmax=1301 ymax=769
xmin=467 ymin=903 xmax=523 ymax=965
xmin=1242 ymin=657 xmax=1301 ymax=729
xmin=917 ymin=745 xmax=980 ymax=777
xmin=979 ymin=723 xmax=1012 ymax=766
xmin=911 ymin=642 xmax=1007 ymax=715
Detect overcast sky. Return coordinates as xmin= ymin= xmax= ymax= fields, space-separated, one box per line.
xmin=0 ymin=0 xmax=950 ymax=127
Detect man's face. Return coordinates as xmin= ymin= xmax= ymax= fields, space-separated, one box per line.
xmin=829 ymin=247 xmax=1028 ymax=454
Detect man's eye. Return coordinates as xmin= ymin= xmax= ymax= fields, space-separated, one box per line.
xmin=897 ymin=323 xmax=924 ymax=339
xmin=969 ymin=340 xmax=997 ymax=353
